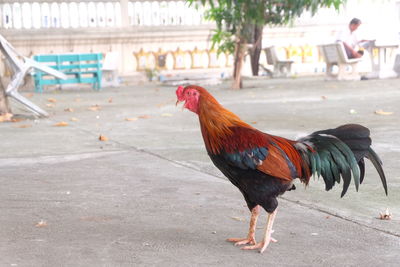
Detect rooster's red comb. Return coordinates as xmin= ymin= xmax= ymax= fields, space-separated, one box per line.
xmin=176 ymin=86 xmax=185 ymax=101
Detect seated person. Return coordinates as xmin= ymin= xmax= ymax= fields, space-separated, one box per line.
xmin=336 ymin=18 xmax=371 ymax=59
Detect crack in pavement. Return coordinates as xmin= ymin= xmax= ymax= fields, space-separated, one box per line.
xmin=25 ymin=121 xmax=399 ymax=239
xmin=100 ymin=136 xmax=400 ymax=239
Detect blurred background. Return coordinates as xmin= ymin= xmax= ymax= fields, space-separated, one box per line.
xmin=0 ymin=0 xmax=399 ymax=83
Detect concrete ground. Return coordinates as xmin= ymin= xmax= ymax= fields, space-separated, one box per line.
xmin=1 ymin=76 xmax=399 ymax=266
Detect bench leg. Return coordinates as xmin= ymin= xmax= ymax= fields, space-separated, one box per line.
xmin=97 ymin=71 xmax=102 ymax=90
xmin=286 ymin=63 xmax=292 ymax=77
xmin=34 ymin=82 xmax=43 ymax=93
xmin=337 ymin=64 xmax=346 ymax=80
xmin=274 ymin=63 xmax=290 ymax=78
xmin=339 ymin=63 xmax=361 ymax=80
xmin=324 ymin=63 xmax=338 ymax=80
xmin=272 ymin=64 xmax=279 ymax=77
xmin=351 ymin=63 xmax=358 ymax=75
xmin=93 ymin=81 xmax=100 ymax=90
xmin=337 ymin=63 xmax=360 ymax=80
xmin=278 ymin=63 xmax=292 ymax=77
xmin=92 ymin=72 xmax=102 ymax=90
xmin=278 ymin=64 xmax=286 ymax=77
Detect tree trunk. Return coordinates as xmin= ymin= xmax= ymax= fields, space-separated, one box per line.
xmin=0 ymin=75 xmax=12 ymax=115
xmin=232 ymin=38 xmax=246 ymax=90
xmin=250 ymin=25 xmax=263 ymax=76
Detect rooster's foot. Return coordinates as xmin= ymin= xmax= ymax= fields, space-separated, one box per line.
xmin=227 ymin=236 xmax=256 ymax=246
xmin=241 ymin=236 xmax=277 ymax=253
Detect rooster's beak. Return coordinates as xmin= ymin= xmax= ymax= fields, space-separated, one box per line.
xmin=175 ymin=100 xmax=185 ymax=111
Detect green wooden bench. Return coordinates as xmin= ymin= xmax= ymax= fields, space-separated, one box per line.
xmin=33 ymin=53 xmax=102 ymax=92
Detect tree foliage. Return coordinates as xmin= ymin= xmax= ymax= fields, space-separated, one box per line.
xmin=188 ymin=0 xmax=345 ymax=54
xmin=187 ymin=0 xmax=346 ymax=89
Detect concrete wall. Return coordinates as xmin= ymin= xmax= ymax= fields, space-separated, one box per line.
xmin=1 ymin=24 xmax=339 ymax=77
xmin=1 ymin=25 xmax=215 ymax=75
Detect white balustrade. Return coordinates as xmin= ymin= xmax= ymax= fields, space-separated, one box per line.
xmin=0 ymin=1 xmax=208 ymax=30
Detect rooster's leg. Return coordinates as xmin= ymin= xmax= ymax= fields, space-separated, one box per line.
xmin=227 ymin=205 xmax=260 ymax=246
xmin=242 ymin=208 xmax=278 ymax=253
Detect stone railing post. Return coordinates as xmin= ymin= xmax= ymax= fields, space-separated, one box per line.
xmin=120 ymin=0 xmax=129 ymax=27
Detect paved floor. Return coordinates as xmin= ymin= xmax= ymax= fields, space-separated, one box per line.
xmin=1 ymin=76 xmax=399 ymax=266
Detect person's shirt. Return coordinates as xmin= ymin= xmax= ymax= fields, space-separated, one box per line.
xmin=336 ymin=27 xmax=359 ymax=49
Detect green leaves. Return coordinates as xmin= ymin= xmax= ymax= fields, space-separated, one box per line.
xmin=210 ymin=30 xmax=235 ymax=54
xmin=187 ymin=0 xmax=346 ymax=53
xmin=187 ymin=0 xmax=346 ymax=88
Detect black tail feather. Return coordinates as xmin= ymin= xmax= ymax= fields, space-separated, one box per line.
xmin=301 ymin=124 xmax=388 ymax=197
xmin=366 ymin=148 xmax=388 ymax=195
xmin=358 ymin=159 xmax=365 ymax=184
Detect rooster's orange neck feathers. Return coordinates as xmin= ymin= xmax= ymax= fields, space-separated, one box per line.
xmin=195 ymin=87 xmax=252 ymax=154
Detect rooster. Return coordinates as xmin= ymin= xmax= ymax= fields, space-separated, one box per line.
xmin=176 ymin=85 xmax=388 ymax=253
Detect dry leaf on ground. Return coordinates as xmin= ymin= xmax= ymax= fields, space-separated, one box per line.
xmin=25 ymin=93 xmax=34 ymax=98
xmin=70 ymin=117 xmax=79 ymax=122
xmin=108 ymin=97 xmax=113 ymax=103
xmin=64 ymin=108 xmax=74 ymax=112
xmin=46 ymin=103 xmax=55 ymax=108
xmin=88 ymin=105 xmax=101 ymax=111
xmin=11 ymin=117 xmax=25 ymax=123
xmin=374 ymin=109 xmax=393 ymax=116
xmin=35 ymin=220 xmax=47 ymax=228
xmin=14 ymin=124 xmax=32 ymax=128
xmin=139 ymin=115 xmax=150 ymax=119
xmin=99 ymin=135 xmax=108 ymax=141
xmin=230 ymin=216 xmax=245 ymax=222
xmin=0 ymin=113 xmax=13 ymax=122
xmin=125 ymin=117 xmax=138 ymax=121
xmin=161 ymin=113 xmax=173 ymax=117
xmin=379 ymin=208 xmax=392 ymax=220
xmin=74 ymin=98 xmax=82 ymax=102
xmin=47 ymin=98 xmax=57 ymax=103
xmin=54 ymin=121 xmax=68 ymax=127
